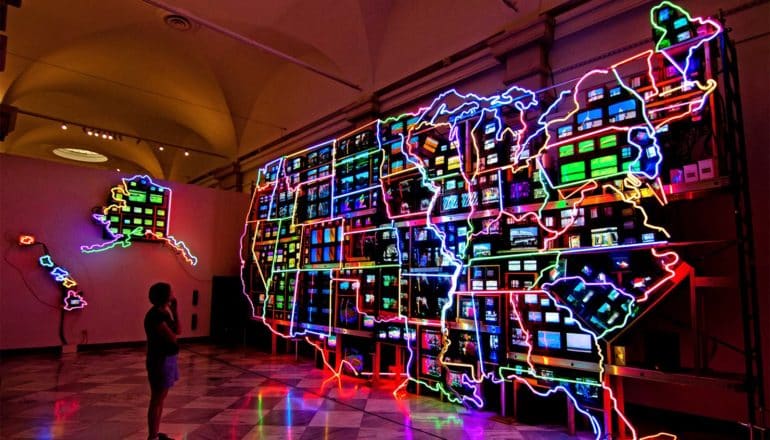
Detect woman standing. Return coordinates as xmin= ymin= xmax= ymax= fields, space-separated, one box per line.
xmin=144 ymin=282 xmax=180 ymax=440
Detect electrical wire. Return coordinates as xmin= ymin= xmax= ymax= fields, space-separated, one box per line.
xmin=3 ymin=247 xmax=62 ymax=310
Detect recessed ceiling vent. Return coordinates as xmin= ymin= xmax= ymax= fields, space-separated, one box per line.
xmin=164 ymin=14 xmax=192 ymax=31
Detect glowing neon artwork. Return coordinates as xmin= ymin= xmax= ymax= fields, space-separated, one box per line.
xmin=19 ymin=234 xmax=36 ymax=246
xmin=241 ymin=3 xmax=721 ymax=439
xmin=21 ymin=245 xmax=88 ymax=311
xmin=80 ymin=175 xmax=198 ymax=265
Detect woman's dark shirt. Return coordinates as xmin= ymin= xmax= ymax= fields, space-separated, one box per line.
xmin=144 ymin=307 xmax=179 ymax=360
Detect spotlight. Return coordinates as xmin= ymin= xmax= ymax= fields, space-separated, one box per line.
xmin=108 ymin=134 xmax=114 ymax=140
xmin=158 ymin=146 xmax=164 ymax=151
xmin=184 ymin=151 xmax=190 ymax=156
xmin=61 ymin=123 xmax=68 ymax=130
xmin=116 ymin=168 xmax=121 ymax=172
xmin=86 ymin=129 xmax=93 ymax=136
xmin=102 ymin=133 xmax=108 ymax=139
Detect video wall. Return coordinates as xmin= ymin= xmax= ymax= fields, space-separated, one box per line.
xmin=242 ymin=2 xmax=722 ymax=438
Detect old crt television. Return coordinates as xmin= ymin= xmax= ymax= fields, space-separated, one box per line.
xmin=537 ymin=330 xmax=562 ymax=350
xmin=545 ymin=311 xmax=560 ymax=324
xmin=484 ymin=297 xmax=499 ymax=324
xmin=566 ymin=332 xmax=593 ymax=353
xmin=447 ymin=370 xmax=465 ymax=390
xmin=591 ymin=227 xmax=619 ymax=247
xmin=457 ymin=332 xmax=477 ymax=357
xmin=387 ymin=325 xmax=402 ymax=340
xmin=510 ymin=181 xmax=530 ymax=201
xmin=422 ymin=329 xmax=443 ymax=352
xmin=608 ymin=99 xmax=637 ymax=123
xmin=510 ymin=226 xmax=538 ymax=248
xmin=487 ymin=334 xmax=501 ymax=362
xmin=459 ymin=297 xmax=480 ymax=320
xmin=363 ymin=316 xmax=375 ymax=328
xmin=557 ymin=125 xmax=573 ymax=139
xmin=441 ymin=194 xmax=459 ymax=212
xmin=481 ymin=186 xmax=499 ymax=204
xmin=587 ymin=86 xmax=605 ymax=103
xmin=421 ymin=355 xmax=442 ymax=378
xmin=511 ymin=327 xmax=528 ymax=348
xmin=577 ymin=108 xmax=603 ymax=131
xmin=473 ymin=243 xmax=492 ymax=257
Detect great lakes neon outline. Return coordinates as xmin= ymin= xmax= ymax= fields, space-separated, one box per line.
xmin=241 ymin=3 xmax=721 ymax=438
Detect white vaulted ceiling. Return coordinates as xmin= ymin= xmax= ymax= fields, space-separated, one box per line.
xmin=1 ymin=0 xmax=547 ymax=182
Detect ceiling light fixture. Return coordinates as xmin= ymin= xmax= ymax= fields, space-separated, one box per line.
xmin=53 ymin=147 xmax=109 ymax=163
xmin=18 ymin=109 xmax=229 ymax=160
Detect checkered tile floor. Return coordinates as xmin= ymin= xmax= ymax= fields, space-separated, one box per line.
xmin=1 ymin=343 xmax=591 ymax=439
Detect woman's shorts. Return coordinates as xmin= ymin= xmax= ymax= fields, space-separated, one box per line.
xmin=147 ymin=354 xmax=179 ymax=390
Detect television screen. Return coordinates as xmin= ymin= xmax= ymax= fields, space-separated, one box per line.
xmin=422 ymin=330 xmax=443 ymax=351
xmin=487 ymin=334 xmax=500 ymax=363
xmin=387 ymin=326 xmax=402 ymax=340
xmin=447 ymin=370 xmax=464 ymax=389
xmin=608 ymin=99 xmax=637 ymax=123
xmin=382 ymin=297 xmax=397 ymax=311
xmin=537 ymin=330 xmax=562 ymax=350
xmin=363 ymin=316 xmax=375 ymax=328
xmin=473 ymin=243 xmax=492 ymax=257
xmin=545 ymin=312 xmax=560 ymax=323
xmin=458 ymin=333 xmax=477 ymax=357
xmin=591 ymin=227 xmax=619 ymax=247
xmin=510 ymin=226 xmax=538 ymax=248
xmin=442 ymin=195 xmax=459 ymax=212
xmin=577 ymin=108 xmax=603 ymax=131
xmin=566 ymin=332 xmax=593 ymax=352
xmin=528 ymin=311 xmax=542 ymax=322
xmin=524 ymin=293 xmax=538 ymax=304
xmin=482 ymin=187 xmax=499 ymax=204
xmin=459 ymin=298 xmax=479 ymax=320
xmin=421 ymin=355 xmax=442 ymax=378
xmin=511 ymin=328 xmax=528 ymax=347
xmin=510 ymin=181 xmax=530 ymax=200
xmin=587 ymin=87 xmax=604 ymax=102
xmin=484 ymin=297 xmax=499 ymax=323
xmin=327 ymin=335 xmax=337 ymax=348
xmin=557 ymin=125 xmax=573 ymax=139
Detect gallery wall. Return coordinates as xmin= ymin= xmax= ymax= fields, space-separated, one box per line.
xmin=0 ymin=154 xmax=250 ymax=350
